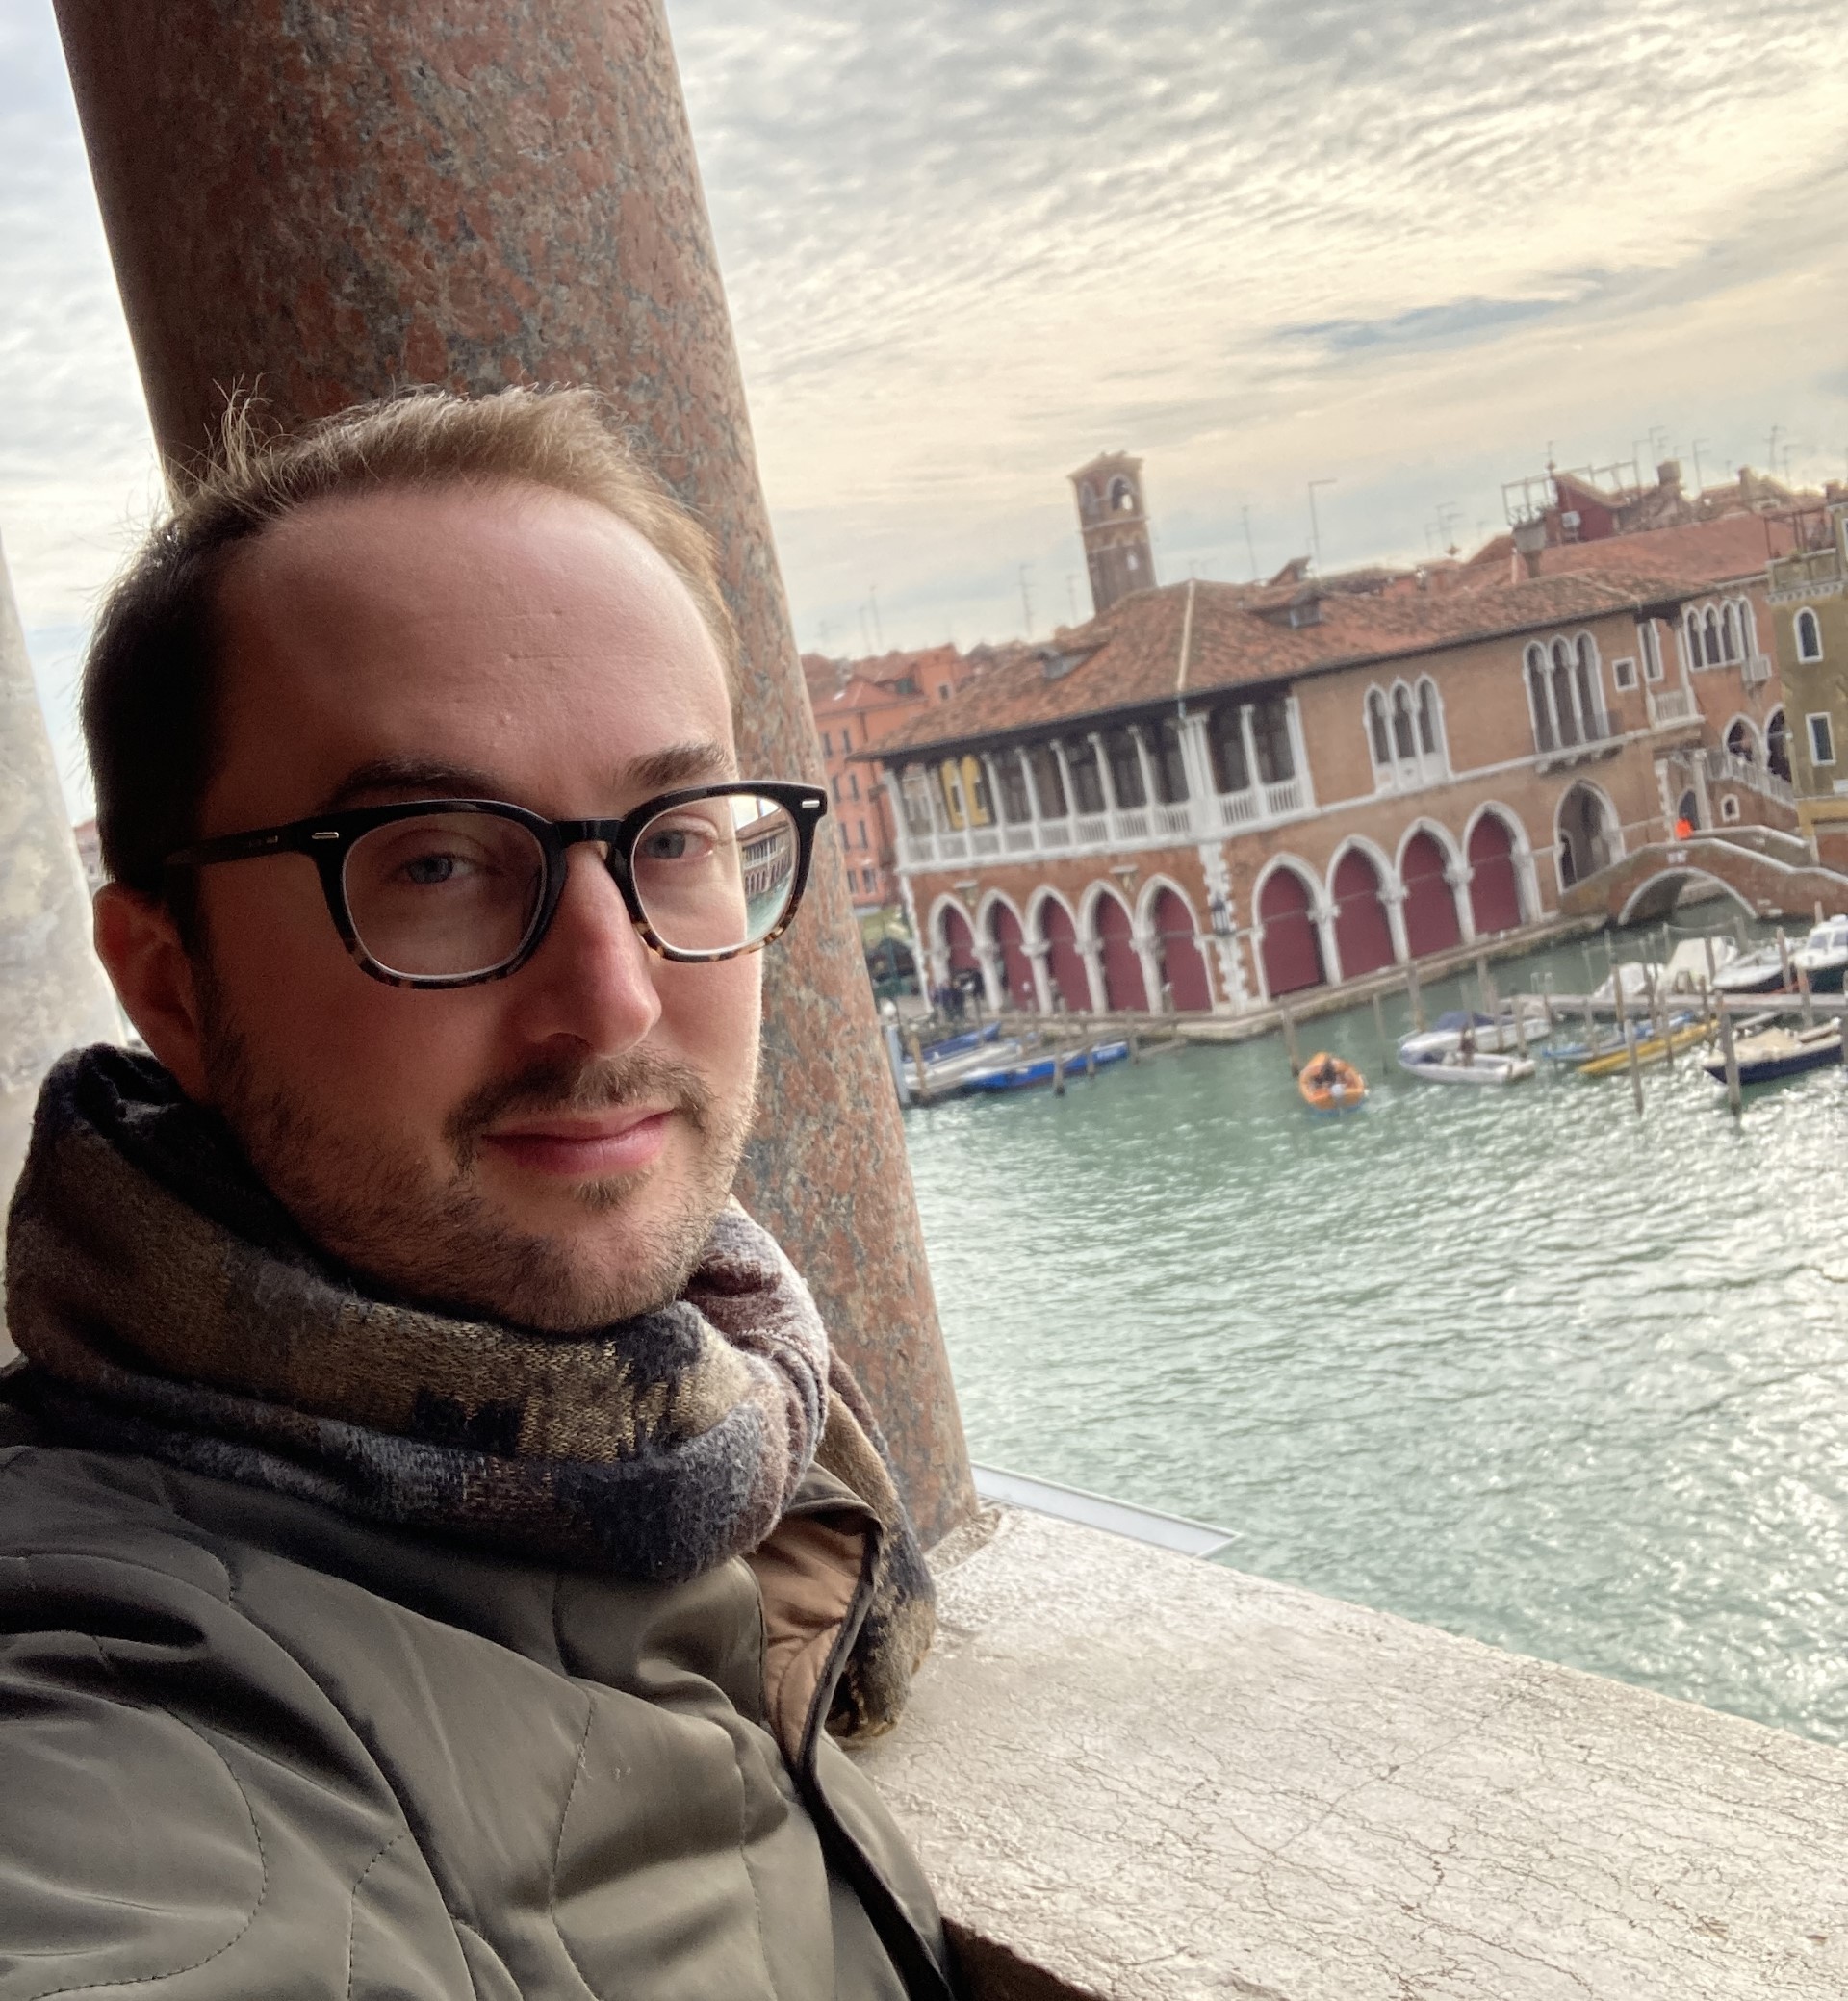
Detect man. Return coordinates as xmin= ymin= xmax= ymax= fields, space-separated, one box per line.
xmin=0 ymin=388 xmax=958 ymax=1999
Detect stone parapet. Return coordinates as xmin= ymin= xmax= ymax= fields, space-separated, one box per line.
xmin=859 ymin=1505 xmax=1847 ymax=2000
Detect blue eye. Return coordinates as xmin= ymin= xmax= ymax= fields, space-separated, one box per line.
xmin=404 ymin=854 xmax=459 ymax=885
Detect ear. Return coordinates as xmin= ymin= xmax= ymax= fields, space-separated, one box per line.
xmin=92 ymin=884 xmax=211 ymax=1101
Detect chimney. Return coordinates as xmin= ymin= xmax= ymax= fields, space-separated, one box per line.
xmin=1511 ymin=517 xmax=1547 ymax=580
xmin=1656 ymin=459 xmax=1681 ymax=495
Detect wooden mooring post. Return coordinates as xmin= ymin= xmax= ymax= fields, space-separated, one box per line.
xmin=1476 ymin=953 xmax=1496 ymax=1018
xmin=1613 ymin=967 xmax=1645 ymax=1116
xmin=1798 ymin=963 xmax=1814 ymax=1029
xmin=1280 ymin=1004 xmax=1302 ymax=1075
xmin=1052 ymin=1046 xmax=1066 ymax=1096
xmin=1405 ymin=960 xmax=1426 ymax=1032
xmin=1717 ymin=1002 xmax=1742 ymax=1116
xmin=1372 ymin=990 xmax=1389 ymax=1059
xmin=1777 ymin=928 xmax=1793 ymax=994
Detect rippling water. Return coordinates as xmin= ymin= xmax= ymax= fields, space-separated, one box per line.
xmin=904 ymin=925 xmax=1848 ymax=1746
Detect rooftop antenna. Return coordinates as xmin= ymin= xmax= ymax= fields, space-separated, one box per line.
xmin=1307 ymin=477 xmax=1336 ymax=569
xmin=868 ymin=583 xmax=885 ymax=652
xmin=1434 ymin=500 xmax=1461 ymax=556
xmin=856 ymin=605 xmax=872 ymax=656
xmin=1065 ymin=574 xmax=1079 ymax=625
xmin=1649 ymin=424 xmax=1669 ymax=463
xmin=1691 ymin=439 xmax=1707 ymax=493
xmin=1767 ymin=424 xmax=1784 ymax=483
xmin=1018 ymin=563 xmax=1035 ymax=639
xmin=1241 ymin=504 xmax=1258 ymax=583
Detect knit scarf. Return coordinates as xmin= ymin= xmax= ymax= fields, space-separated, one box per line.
xmin=4 ymin=1044 xmax=933 ymax=1740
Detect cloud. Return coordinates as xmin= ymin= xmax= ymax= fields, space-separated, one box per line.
xmin=4 ymin=0 xmax=1847 ymax=705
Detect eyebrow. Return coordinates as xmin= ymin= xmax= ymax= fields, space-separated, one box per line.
xmin=317 ymin=741 xmax=737 ymax=814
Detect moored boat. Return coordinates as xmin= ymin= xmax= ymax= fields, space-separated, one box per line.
xmin=1714 ymin=943 xmax=1790 ymax=996
xmin=1702 ymin=1020 xmax=1844 ymax=1087
xmin=1791 ymin=916 xmax=1848 ymax=995
xmin=962 ymin=1039 xmax=1130 ymax=1093
xmin=1297 ymin=1052 xmax=1367 ymax=1113
xmin=1575 ymin=1018 xmax=1711 ymax=1077
xmin=1397 ymin=1035 xmax=1535 ymax=1086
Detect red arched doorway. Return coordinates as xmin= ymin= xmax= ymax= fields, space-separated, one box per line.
xmin=987 ymin=902 xmax=1035 ymax=1010
xmin=1093 ymin=891 xmax=1149 ymax=1012
xmin=1038 ymin=898 xmax=1091 ymax=1012
xmin=1151 ymin=888 xmax=1212 ymax=1013
xmin=1258 ymin=866 xmax=1325 ymax=996
xmin=1467 ymin=815 xmax=1523 ymax=935
xmin=940 ymin=904 xmax=980 ymax=979
xmin=1331 ymin=848 xmax=1395 ymax=979
xmin=1401 ymin=831 xmax=1462 ymax=957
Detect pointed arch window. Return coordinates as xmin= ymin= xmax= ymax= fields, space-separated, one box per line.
xmin=1721 ymin=602 xmax=1742 ymax=662
xmin=1704 ymin=607 xmax=1722 ymax=666
xmin=1391 ymin=684 xmax=1416 ymax=760
xmin=1367 ymin=687 xmax=1391 ymax=767
xmin=1417 ymin=678 xmax=1442 ymax=757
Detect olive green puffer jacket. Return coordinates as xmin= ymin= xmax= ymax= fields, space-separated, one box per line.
xmin=0 ymin=1422 xmax=959 ymax=2000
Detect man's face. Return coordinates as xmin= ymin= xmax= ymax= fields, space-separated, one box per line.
xmin=172 ymin=481 xmax=759 ymax=1329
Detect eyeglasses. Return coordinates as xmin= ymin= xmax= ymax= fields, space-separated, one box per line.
xmin=163 ymin=782 xmax=828 ymax=988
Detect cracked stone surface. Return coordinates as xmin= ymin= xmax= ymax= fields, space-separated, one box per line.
xmin=856 ymin=1507 xmax=1848 ymax=2000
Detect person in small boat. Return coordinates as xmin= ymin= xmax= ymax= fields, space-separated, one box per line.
xmin=1456 ymin=1024 xmax=1477 ymax=1066
xmin=1309 ymin=1054 xmax=1341 ymax=1090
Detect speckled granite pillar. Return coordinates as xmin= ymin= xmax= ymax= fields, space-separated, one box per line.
xmin=53 ymin=0 xmax=974 ymax=1542
xmin=0 ymin=537 xmax=120 ymax=1235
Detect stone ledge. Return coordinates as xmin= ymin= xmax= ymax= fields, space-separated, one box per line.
xmin=857 ymin=1505 xmax=1847 ymax=2000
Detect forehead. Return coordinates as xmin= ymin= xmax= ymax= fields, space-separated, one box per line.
xmin=207 ymin=482 xmax=733 ymax=817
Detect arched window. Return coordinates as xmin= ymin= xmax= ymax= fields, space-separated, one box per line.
xmin=1417 ymin=678 xmax=1441 ymax=757
xmin=1722 ymin=602 xmax=1742 ymax=663
xmin=1391 ymin=684 xmax=1416 ymax=760
xmin=1574 ymin=635 xmax=1599 ymax=737
xmin=1683 ymin=608 xmax=1701 ymax=669
xmin=1725 ymin=719 xmax=1756 ymax=765
xmin=1108 ymin=476 xmax=1137 ymax=514
xmin=1550 ymin=639 xmax=1578 ymax=745
xmin=1797 ymin=608 xmax=1823 ymax=662
xmin=1704 ymin=608 xmax=1722 ymax=667
xmin=1767 ymin=707 xmax=1790 ymax=782
xmin=1525 ymin=647 xmax=1551 ymax=746
xmin=1367 ymin=688 xmax=1391 ymax=767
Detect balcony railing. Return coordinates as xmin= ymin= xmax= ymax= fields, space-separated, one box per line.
xmin=1647 ymin=686 xmax=1699 ymax=727
xmin=896 ymin=774 xmax=1312 ymax=871
xmin=1700 ymin=749 xmax=1795 ymax=807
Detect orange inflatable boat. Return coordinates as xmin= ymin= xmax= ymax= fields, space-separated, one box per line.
xmin=1297 ymin=1052 xmax=1367 ymax=1112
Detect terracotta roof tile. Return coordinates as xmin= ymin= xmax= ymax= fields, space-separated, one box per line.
xmin=865 ymin=571 xmax=1668 ymax=758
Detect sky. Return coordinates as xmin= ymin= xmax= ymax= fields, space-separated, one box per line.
xmin=5 ymin=0 xmax=1848 ymax=819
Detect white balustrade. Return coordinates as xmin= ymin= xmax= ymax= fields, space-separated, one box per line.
xmin=938 ymin=831 xmax=971 ymax=861
xmin=1154 ymin=801 xmax=1196 ymax=839
xmin=1648 ymin=686 xmax=1698 ymax=727
xmin=971 ymin=829 xmax=1002 ymax=857
xmin=1219 ymin=790 xmax=1259 ymax=829
xmin=1113 ymin=808 xmax=1151 ymax=843
xmin=1075 ymin=812 xmax=1111 ymax=845
xmin=1004 ymin=824 xmax=1037 ymax=853
xmin=1040 ymin=818 xmax=1074 ymax=849
xmin=1263 ymin=778 xmax=1304 ymax=818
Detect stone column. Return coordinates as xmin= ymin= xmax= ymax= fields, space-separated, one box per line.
xmin=1239 ymin=704 xmax=1263 ymax=808
xmin=0 ymin=538 xmax=122 ymax=1218
xmin=1051 ymin=738 xmax=1079 ymax=821
xmin=981 ymin=754 xmax=1008 ymax=829
xmin=1089 ymin=732 xmax=1120 ymax=813
xmin=1130 ymin=725 xmax=1160 ymax=810
xmin=51 ymin=0 xmax=975 ymax=1539
xmin=1024 ymin=937 xmax=1053 ymax=1015
xmin=1285 ymin=694 xmax=1315 ymax=807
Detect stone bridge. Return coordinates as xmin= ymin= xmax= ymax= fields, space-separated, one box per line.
xmin=1562 ymin=834 xmax=1848 ymax=926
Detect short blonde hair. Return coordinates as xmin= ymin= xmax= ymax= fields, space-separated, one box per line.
xmin=85 ymin=386 xmax=738 ymax=904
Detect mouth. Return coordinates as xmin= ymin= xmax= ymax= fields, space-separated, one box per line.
xmin=478 ymin=1105 xmax=675 ymax=1180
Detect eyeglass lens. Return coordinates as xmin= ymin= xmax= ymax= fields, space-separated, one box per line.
xmin=340 ymin=796 xmax=802 ymax=978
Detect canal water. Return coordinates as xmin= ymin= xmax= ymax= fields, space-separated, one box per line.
xmin=904 ymin=919 xmax=1848 ymax=1748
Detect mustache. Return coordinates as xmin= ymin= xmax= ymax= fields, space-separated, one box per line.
xmin=446 ymin=1050 xmax=714 ymax=1164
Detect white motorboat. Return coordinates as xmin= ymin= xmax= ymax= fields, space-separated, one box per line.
xmin=1713 ymin=943 xmax=1789 ymax=996
xmin=1592 ymin=961 xmax=1663 ymax=1005
xmin=1397 ymin=1038 xmax=1536 ymax=1086
xmin=1791 ymin=916 xmax=1848 ymax=995
xmin=1661 ymin=937 xmax=1738 ymax=993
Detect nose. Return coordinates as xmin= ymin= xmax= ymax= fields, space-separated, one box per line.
xmin=510 ymin=842 xmax=662 ymax=1054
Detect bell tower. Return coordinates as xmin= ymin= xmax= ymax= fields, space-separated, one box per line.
xmin=1070 ymin=451 xmax=1155 ymax=616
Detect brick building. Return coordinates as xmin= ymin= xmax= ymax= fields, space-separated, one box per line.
xmin=803 ymin=643 xmax=991 ymax=911
xmin=865 ymin=532 xmax=1799 ymax=1015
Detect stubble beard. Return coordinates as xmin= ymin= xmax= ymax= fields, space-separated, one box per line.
xmin=196 ymin=979 xmax=757 ymax=1332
